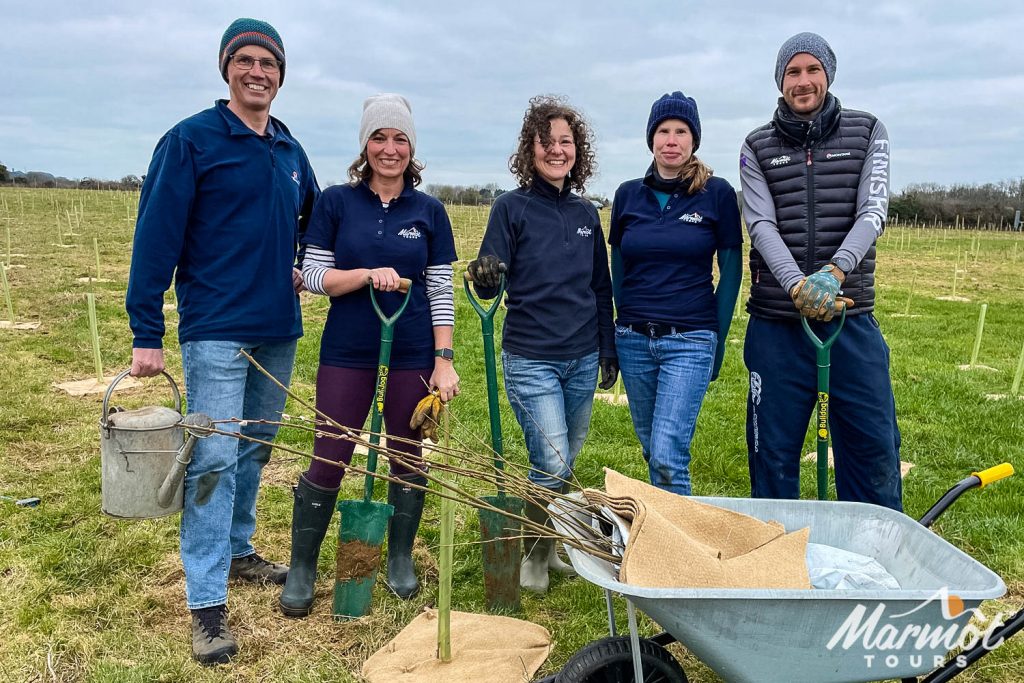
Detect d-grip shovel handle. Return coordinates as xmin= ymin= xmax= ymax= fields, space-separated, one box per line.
xmin=156 ymin=413 xmax=213 ymax=508
xmin=463 ymin=270 xmax=507 ymax=320
xmin=801 ymin=304 xmax=848 ymax=351
xmin=363 ymin=278 xmax=413 ymax=503
xmin=364 ymin=274 xmax=412 ymax=293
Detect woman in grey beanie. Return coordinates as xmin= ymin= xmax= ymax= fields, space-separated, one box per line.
xmin=278 ymin=94 xmax=459 ymax=615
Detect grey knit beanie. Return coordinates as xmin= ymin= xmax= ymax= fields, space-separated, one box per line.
xmin=219 ymin=18 xmax=286 ymax=85
xmin=775 ymin=32 xmax=836 ymax=90
xmin=359 ymin=94 xmax=416 ymax=154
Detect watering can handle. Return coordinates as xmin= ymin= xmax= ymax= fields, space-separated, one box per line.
xmin=101 ymin=368 xmax=182 ymax=426
xmin=156 ymin=413 xmax=213 ymax=508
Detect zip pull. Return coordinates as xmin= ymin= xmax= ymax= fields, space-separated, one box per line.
xmin=806 ymin=149 xmax=813 ymax=166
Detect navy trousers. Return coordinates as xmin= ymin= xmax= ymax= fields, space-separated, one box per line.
xmin=744 ymin=313 xmax=903 ymax=511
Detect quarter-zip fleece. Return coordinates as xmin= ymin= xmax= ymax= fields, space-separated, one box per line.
xmin=127 ymin=100 xmax=320 ymax=347
xmin=475 ymin=178 xmax=615 ymax=360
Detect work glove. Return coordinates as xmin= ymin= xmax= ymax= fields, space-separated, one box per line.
xmin=792 ymin=264 xmax=844 ymax=321
xmin=466 ymin=255 xmax=506 ymax=288
xmin=598 ymin=357 xmax=619 ymax=390
xmin=409 ymin=391 xmax=444 ymax=442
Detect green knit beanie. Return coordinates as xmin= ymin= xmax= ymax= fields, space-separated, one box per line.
xmin=219 ymin=18 xmax=286 ymax=85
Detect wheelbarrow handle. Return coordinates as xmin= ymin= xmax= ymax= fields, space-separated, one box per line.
xmin=918 ymin=463 xmax=1015 ymax=528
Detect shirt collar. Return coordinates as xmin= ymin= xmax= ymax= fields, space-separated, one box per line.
xmin=216 ymin=99 xmax=283 ymax=140
xmin=530 ymin=176 xmax=572 ymax=200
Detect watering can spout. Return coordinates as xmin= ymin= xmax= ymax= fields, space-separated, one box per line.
xmin=156 ymin=413 xmax=212 ymax=508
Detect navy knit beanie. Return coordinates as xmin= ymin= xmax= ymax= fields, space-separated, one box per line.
xmin=219 ymin=18 xmax=286 ymax=85
xmin=775 ymin=32 xmax=835 ymax=90
xmin=646 ymin=91 xmax=701 ymax=151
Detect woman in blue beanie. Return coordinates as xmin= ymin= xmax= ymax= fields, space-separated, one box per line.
xmin=609 ymin=91 xmax=743 ymax=495
xmin=468 ymin=95 xmax=616 ymax=594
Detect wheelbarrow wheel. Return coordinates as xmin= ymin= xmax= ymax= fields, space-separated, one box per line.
xmin=554 ymin=636 xmax=687 ymax=683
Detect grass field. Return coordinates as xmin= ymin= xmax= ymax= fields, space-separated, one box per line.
xmin=1 ymin=187 xmax=1022 ymax=682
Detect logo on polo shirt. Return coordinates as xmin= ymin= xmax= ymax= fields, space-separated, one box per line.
xmin=769 ymin=155 xmax=792 ymax=166
xmin=577 ymin=226 xmax=593 ymax=238
xmin=291 ymin=170 xmax=300 ymax=185
xmin=826 ymin=152 xmax=852 ymax=160
xmin=398 ymin=227 xmax=422 ymax=239
xmin=678 ymin=212 xmax=703 ymax=224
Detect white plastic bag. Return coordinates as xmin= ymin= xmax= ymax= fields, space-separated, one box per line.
xmin=807 ymin=542 xmax=901 ymax=590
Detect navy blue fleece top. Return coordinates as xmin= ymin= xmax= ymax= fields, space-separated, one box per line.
xmin=302 ymin=181 xmax=457 ymax=370
xmin=609 ymin=173 xmax=742 ymax=331
xmin=127 ymin=100 xmax=320 ymax=347
xmin=475 ymin=178 xmax=615 ymax=360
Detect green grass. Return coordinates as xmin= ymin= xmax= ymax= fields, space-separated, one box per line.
xmin=1 ymin=188 xmax=1022 ymax=681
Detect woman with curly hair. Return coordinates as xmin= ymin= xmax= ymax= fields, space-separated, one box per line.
xmin=609 ymin=91 xmax=742 ymax=495
xmin=469 ymin=95 xmax=616 ymax=594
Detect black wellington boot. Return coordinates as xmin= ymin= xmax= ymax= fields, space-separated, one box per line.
xmin=278 ymin=474 xmax=339 ymax=617
xmin=386 ymin=478 xmax=426 ymax=599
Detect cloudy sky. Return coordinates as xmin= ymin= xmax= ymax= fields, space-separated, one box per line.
xmin=4 ymin=1 xmax=1022 ymax=198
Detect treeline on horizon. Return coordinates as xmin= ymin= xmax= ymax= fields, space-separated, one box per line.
xmin=2 ymin=161 xmax=1021 ymax=228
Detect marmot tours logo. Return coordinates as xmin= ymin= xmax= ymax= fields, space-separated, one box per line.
xmin=398 ymin=226 xmax=422 ymax=239
xmin=769 ymin=155 xmax=792 ymax=166
xmin=826 ymin=587 xmax=1008 ymax=671
xmin=678 ymin=212 xmax=703 ymax=224
xmin=577 ymin=226 xmax=593 ymax=238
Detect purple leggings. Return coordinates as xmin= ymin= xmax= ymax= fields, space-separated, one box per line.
xmin=305 ymin=364 xmax=431 ymax=489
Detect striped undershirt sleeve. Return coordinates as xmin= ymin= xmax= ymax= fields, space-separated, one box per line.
xmin=301 ymin=245 xmax=335 ymax=295
xmin=425 ymin=264 xmax=455 ymax=327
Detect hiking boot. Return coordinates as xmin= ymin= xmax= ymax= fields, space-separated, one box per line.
xmin=229 ymin=552 xmax=288 ymax=585
xmin=191 ymin=605 xmax=237 ymax=666
xmin=279 ymin=475 xmax=339 ymax=617
xmin=386 ymin=478 xmax=426 ymax=599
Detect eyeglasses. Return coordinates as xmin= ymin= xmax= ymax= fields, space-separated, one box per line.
xmin=229 ymin=54 xmax=281 ymax=73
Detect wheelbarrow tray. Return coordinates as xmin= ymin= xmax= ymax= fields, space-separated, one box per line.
xmin=552 ymin=496 xmax=1006 ymax=683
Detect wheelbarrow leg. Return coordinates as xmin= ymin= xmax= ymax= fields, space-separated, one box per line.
xmin=626 ymin=599 xmax=644 ymax=681
xmin=604 ymin=589 xmax=617 ymax=637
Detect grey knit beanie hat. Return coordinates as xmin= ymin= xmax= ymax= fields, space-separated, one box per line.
xmin=359 ymin=94 xmax=416 ymax=154
xmin=219 ymin=18 xmax=286 ymax=85
xmin=775 ymin=32 xmax=836 ymax=90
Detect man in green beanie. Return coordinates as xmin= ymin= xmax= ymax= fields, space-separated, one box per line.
xmin=126 ymin=17 xmax=320 ymax=665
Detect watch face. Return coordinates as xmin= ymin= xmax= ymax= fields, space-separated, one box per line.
xmin=436 ymin=348 xmax=454 ymax=360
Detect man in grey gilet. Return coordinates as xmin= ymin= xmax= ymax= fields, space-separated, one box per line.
xmin=738 ymin=32 xmax=902 ymax=511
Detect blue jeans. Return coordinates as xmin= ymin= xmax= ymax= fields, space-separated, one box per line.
xmin=616 ymin=325 xmax=716 ymax=495
xmin=502 ymin=351 xmax=599 ymax=490
xmin=179 ymin=339 xmax=296 ymax=609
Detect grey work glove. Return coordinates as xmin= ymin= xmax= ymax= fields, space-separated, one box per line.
xmin=466 ymin=255 xmax=506 ymax=289
xmin=598 ymin=357 xmax=619 ymax=390
xmin=792 ymin=264 xmax=844 ymax=321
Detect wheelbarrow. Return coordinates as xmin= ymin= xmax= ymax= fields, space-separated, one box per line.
xmin=540 ymin=464 xmax=1020 ymax=683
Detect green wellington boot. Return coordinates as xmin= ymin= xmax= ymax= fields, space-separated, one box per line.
xmin=278 ymin=475 xmax=339 ymax=617
xmin=386 ymin=478 xmax=426 ymax=599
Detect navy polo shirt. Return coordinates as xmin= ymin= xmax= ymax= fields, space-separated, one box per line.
xmin=302 ymin=182 xmax=457 ymax=369
xmin=127 ymin=100 xmax=320 ymax=348
xmin=609 ymin=174 xmax=742 ymax=331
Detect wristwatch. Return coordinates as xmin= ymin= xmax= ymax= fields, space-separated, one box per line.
xmin=434 ymin=348 xmax=455 ymax=361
